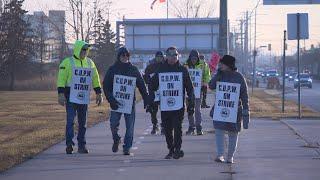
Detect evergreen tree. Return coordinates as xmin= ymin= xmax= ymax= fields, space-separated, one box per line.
xmin=0 ymin=0 xmax=34 ymax=90
xmin=92 ymin=10 xmax=116 ymax=74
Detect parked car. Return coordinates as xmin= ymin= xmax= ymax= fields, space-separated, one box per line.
xmin=294 ymin=73 xmax=312 ymax=89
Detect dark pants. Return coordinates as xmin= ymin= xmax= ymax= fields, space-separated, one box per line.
xmin=150 ymin=102 xmax=162 ymax=127
xmin=201 ymin=85 xmax=208 ymax=105
xmin=161 ymin=110 xmax=184 ymax=152
xmin=65 ymin=102 xmax=88 ymax=148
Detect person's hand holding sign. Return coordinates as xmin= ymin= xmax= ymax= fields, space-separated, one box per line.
xmin=242 ymin=109 xmax=250 ymax=129
xmin=96 ymin=93 xmax=103 ymax=106
xmin=110 ymin=99 xmax=121 ymax=110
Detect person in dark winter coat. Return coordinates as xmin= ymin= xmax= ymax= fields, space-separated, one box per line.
xmin=103 ymin=47 xmax=149 ymax=156
xmin=144 ymin=51 xmax=165 ymax=135
xmin=208 ymin=55 xmax=250 ymax=164
xmin=184 ymin=50 xmax=211 ymax=136
xmin=149 ymin=46 xmax=195 ymax=159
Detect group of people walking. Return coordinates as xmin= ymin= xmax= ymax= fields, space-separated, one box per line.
xmin=56 ymin=40 xmax=250 ymax=163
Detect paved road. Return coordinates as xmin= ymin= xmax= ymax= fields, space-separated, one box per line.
xmin=285 ymin=80 xmax=320 ymax=112
xmin=1 ymin=94 xmax=320 ymax=180
xmin=256 ymin=77 xmax=320 ymax=112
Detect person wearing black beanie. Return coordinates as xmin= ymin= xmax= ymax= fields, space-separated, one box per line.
xmin=208 ymin=55 xmax=250 ymax=164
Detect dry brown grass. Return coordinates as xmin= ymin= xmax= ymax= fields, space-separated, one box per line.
xmin=250 ymin=89 xmax=320 ymax=119
xmin=0 ymin=91 xmax=108 ymax=172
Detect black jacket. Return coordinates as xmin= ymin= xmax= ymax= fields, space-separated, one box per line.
xmin=143 ymin=59 xmax=163 ymax=85
xmin=103 ymin=61 xmax=149 ymax=106
xmin=149 ymin=60 xmax=195 ymax=112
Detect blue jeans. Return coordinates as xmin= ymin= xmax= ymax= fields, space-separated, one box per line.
xmin=215 ymin=128 xmax=239 ymax=161
xmin=109 ymin=106 xmax=135 ymax=151
xmin=65 ymin=102 xmax=88 ymax=148
xmin=188 ymin=98 xmax=203 ymax=131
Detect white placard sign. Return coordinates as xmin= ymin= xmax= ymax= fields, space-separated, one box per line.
xmin=159 ymin=72 xmax=183 ymax=111
xmin=188 ymin=69 xmax=202 ymax=99
xmin=213 ymin=82 xmax=241 ymax=123
xmin=112 ymin=75 xmax=136 ymax=114
xmin=69 ymin=67 xmax=93 ymax=104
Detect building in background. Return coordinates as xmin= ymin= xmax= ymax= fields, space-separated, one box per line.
xmin=116 ymin=18 xmax=230 ymax=69
xmin=25 ymin=10 xmax=66 ymax=63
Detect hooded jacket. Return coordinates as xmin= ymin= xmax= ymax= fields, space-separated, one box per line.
xmin=103 ymin=60 xmax=149 ymax=107
xmin=185 ymin=56 xmax=211 ymax=84
xmin=57 ymin=40 xmax=102 ymax=98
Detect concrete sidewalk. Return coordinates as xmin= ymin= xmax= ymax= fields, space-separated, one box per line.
xmin=1 ymin=94 xmax=320 ymax=179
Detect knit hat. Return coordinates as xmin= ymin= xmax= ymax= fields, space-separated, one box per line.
xmin=155 ymin=51 xmax=164 ymax=57
xmin=220 ymin=55 xmax=237 ymax=71
xmin=117 ymin=47 xmax=130 ymax=61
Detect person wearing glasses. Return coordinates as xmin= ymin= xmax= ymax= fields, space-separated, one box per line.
xmin=103 ymin=47 xmax=149 ymax=156
xmin=149 ymin=46 xmax=195 ymax=159
xmin=57 ymin=40 xmax=103 ymax=154
xmin=144 ymin=51 xmax=165 ymax=135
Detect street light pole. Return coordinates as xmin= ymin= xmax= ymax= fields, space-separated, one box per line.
xmin=252 ymin=8 xmax=257 ymax=94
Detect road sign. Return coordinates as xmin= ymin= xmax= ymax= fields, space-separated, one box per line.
xmin=287 ymin=13 xmax=309 ymax=40
xmin=263 ymin=0 xmax=320 ymax=5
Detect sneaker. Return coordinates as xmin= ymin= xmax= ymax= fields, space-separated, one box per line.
xmin=112 ymin=138 xmax=121 ymax=153
xmin=164 ymin=151 xmax=174 ymax=159
xmin=196 ymin=130 xmax=204 ymax=135
xmin=186 ymin=128 xmax=195 ymax=135
xmin=214 ymin=156 xmax=225 ymax=163
xmin=78 ymin=146 xmax=89 ymax=154
xmin=173 ymin=149 xmax=184 ymax=159
xmin=123 ymin=149 xmax=133 ymax=156
xmin=66 ymin=145 xmax=74 ymax=154
xmin=151 ymin=126 xmax=159 ymax=135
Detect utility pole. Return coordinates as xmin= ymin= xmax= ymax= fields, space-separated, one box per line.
xmin=240 ymin=19 xmax=244 ymax=73
xmin=219 ymin=0 xmax=228 ymax=56
xmin=252 ymin=8 xmax=257 ymax=94
xmin=244 ymin=11 xmax=249 ymax=76
xmin=282 ymin=30 xmax=287 ymax=113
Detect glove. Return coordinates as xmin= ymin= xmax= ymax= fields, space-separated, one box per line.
xmin=110 ymin=99 xmax=121 ymax=110
xmin=58 ymin=93 xmax=66 ymax=106
xmin=242 ymin=109 xmax=250 ymax=129
xmin=96 ymin=93 xmax=103 ymax=106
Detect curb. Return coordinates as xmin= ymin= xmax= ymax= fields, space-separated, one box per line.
xmin=280 ymin=120 xmax=320 ymax=156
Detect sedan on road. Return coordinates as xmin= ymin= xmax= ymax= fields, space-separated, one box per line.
xmin=294 ymin=73 xmax=313 ymax=89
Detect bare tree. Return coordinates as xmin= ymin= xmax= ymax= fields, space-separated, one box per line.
xmin=169 ymin=0 xmax=216 ymax=18
xmin=65 ymin=0 xmax=112 ymax=43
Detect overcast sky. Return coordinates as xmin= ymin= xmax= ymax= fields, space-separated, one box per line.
xmin=23 ymin=0 xmax=320 ymax=55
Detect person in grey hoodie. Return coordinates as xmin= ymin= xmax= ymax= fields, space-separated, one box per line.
xmin=208 ymin=55 xmax=250 ymax=164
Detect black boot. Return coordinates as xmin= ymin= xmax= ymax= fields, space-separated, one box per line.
xmin=173 ymin=149 xmax=184 ymax=159
xmin=112 ymin=138 xmax=121 ymax=153
xmin=164 ymin=149 xmax=174 ymax=159
xmin=151 ymin=125 xmax=159 ymax=135
xmin=66 ymin=145 xmax=74 ymax=154
xmin=78 ymin=146 xmax=89 ymax=154
xmin=185 ymin=127 xmax=195 ymax=135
